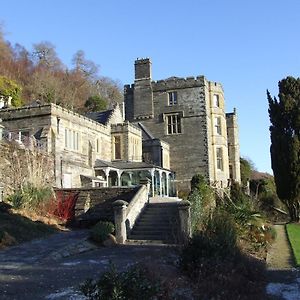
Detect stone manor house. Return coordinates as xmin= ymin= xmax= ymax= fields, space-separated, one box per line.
xmin=0 ymin=58 xmax=240 ymax=195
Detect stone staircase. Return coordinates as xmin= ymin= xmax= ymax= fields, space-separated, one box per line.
xmin=127 ymin=202 xmax=180 ymax=244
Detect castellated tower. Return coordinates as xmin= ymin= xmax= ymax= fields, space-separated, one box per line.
xmin=226 ymin=109 xmax=241 ymax=183
xmin=132 ymin=58 xmax=154 ymax=120
xmin=124 ymin=58 xmax=241 ymax=192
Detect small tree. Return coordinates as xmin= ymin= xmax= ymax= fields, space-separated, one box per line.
xmin=268 ymin=76 xmax=300 ymax=222
xmin=0 ymin=76 xmax=22 ymax=107
xmin=84 ymin=95 xmax=107 ymax=112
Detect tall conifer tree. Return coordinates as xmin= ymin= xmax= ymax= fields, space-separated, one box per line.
xmin=268 ymin=76 xmax=300 ymax=222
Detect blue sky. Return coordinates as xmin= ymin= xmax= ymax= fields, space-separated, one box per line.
xmin=1 ymin=0 xmax=300 ymax=173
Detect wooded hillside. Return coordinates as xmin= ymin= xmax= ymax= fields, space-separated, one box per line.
xmin=0 ymin=28 xmax=122 ymax=112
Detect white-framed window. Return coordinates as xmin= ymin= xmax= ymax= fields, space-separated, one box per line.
xmin=213 ymin=94 xmax=220 ymax=107
xmin=216 ymin=147 xmax=223 ymax=170
xmin=113 ymin=135 xmax=121 ymax=160
xmin=166 ymin=113 xmax=182 ymax=135
xmin=214 ymin=117 xmax=222 ymax=135
xmin=65 ymin=128 xmax=79 ymax=151
xmin=168 ymin=91 xmax=178 ymax=105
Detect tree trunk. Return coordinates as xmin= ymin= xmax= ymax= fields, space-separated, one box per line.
xmin=287 ymin=201 xmax=300 ymax=222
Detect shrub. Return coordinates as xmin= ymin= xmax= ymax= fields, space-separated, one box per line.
xmin=180 ymin=209 xmax=237 ymax=273
xmin=90 ymin=221 xmax=115 ymax=244
xmin=7 ymin=191 xmax=24 ymax=209
xmin=7 ymin=185 xmax=53 ymax=211
xmin=80 ymin=262 xmax=161 ymax=300
xmin=188 ymin=174 xmax=215 ymax=233
xmin=190 ymin=253 xmax=266 ymax=299
xmin=51 ymin=191 xmax=79 ymax=222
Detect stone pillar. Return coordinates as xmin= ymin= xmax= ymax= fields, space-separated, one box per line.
xmin=166 ymin=172 xmax=170 ymax=197
xmin=140 ymin=177 xmax=151 ymax=199
xmin=159 ymin=170 xmax=163 ymax=196
xmin=113 ymin=200 xmax=128 ymax=244
xmin=150 ymin=169 xmax=155 ymax=197
xmin=105 ymin=168 xmax=110 ymax=187
xmin=117 ymin=170 xmax=122 ymax=187
xmin=178 ymin=200 xmax=191 ymax=243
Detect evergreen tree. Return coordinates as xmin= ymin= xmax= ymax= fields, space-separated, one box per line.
xmin=268 ymin=76 xmax=300 ymax=222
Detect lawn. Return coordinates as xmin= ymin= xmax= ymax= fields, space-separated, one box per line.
xmin=286 ymin=223 xmax=300 ymax=266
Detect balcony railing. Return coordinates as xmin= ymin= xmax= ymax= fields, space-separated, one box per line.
xmin=1 ymin=130 xmax=46 ymax=151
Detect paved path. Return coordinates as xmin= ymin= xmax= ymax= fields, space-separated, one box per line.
xmin=266 ymin=224 xmax=300 ymax=299
xmin=0 ymin=230 xmax=180 ymax=300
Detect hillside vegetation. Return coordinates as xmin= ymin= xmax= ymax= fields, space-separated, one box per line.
xmin=0 ymin=27 xmax=122 ymax=112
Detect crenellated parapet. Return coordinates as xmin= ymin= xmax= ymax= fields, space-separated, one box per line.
xmin=152 ymin=75 xmax=205 ymax=91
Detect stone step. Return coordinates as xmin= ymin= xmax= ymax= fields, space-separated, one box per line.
xmin=129 ymin=233 xmax=172 ymax=240
xmin=147 ymin=203 xmax=179 ymax=208
xmin=132 ymin=224 xmax=172 ymax=230
xmin=131 ymin=228 xmax=171 ymax=235
xmin=126 ymin=239 xmax=167 ymax=245
xmin=135 ymin=219 xmax=172 ymax=226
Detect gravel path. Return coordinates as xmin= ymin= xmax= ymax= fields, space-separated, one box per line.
xmin=266 ymin=225 xmax=294 ymax=270
xmin=266 ymin=224 xmax=300 ymax=299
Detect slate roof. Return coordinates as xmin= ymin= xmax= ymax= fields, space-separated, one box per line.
xmin=94 ymin=159 xmax=170 ymax=171
xmin=137 ymin=122 xmax=155 ymax=140
xmin=86 ymin=109 xmax=113 ymax=125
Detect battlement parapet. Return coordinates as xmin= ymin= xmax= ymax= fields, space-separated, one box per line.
xmin=152 ymin=75 xmax=205 ymax=91
xmin=111 ymin=122 xmax=142 ymax=136
xmin=0 ymin=103 xmax=109 ymax=133
xmin=135 ymin=58 xmax=151 ymax=64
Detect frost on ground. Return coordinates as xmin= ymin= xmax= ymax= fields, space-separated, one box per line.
xmin=45 ymin=287 xmax=87 ymax=299
xmin=266 ymin=278 xmax=300 ymax=300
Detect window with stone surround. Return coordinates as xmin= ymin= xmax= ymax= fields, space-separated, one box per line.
xmin=214 ymin=117 xmax=222 ymax=135
xmin=216 ymin=147 xmax=223 ymax=170
xmin=113 ymin=135 xmax=121 ymax=160
xmin=64 ymin=128 xmax=79 ymax=151
xmin=166 ymin=113 xmax=182 ymax=135
xmin=168 ymin=91 xmax=178 ymax=105
xmin=213 ymin=94 xmax=220 ymax=107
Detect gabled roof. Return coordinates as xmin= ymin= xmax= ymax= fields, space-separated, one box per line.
xmin=137 ymin=122 xmax=155 ymax=140
xmin=86 ymin=109 xmax=113 ymax=125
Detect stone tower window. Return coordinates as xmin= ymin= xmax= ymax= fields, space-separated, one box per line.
xmin=166 ymin=114 xmax=181 ymax=134
xmin=168 ymin=91 xmax=178 ymax=105
xmin=113 ymin=136 xmax=121 ymax=160
xmin=214 ymin=117 xmax=222 ymax=135
xmin=216 ymin=147 xmax=223 ymax=170
xmin=213 ymin=94 xmax=220 ymax=107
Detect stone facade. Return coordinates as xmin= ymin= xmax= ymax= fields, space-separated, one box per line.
xmin=0 ymin=102 xmax=173 ymax=194
xmin=124 ymin=58 xmax=241 ymax=192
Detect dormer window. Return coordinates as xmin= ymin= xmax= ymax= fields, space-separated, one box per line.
xmin=168 ymin=91 xmax=177 ymax=105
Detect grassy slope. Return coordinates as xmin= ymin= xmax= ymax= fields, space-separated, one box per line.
xmin=0 ymin=210 xmax=58 ymax=245
xmin=286 ymin=223 xmax=300 ymax=266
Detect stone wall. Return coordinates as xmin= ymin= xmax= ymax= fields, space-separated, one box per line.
xmin=55 ymin=186 xmax=140 ymax=227
xmin=0 ymin=104 xmax=113 ymax=188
